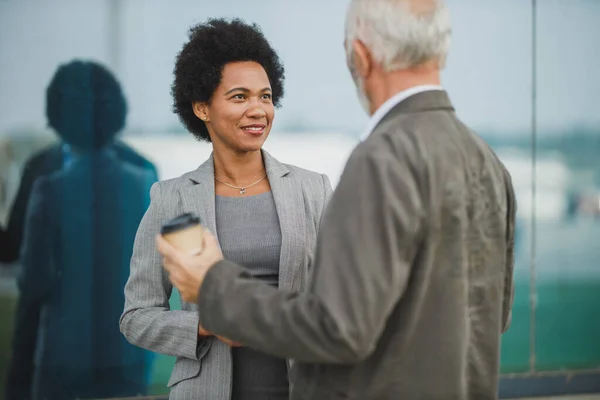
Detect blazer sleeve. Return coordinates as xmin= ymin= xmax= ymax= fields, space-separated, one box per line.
xmin=197 ymin=145 xmax=425 ymax=364
xmin=120 ymin=182 xmax=208 ymax=360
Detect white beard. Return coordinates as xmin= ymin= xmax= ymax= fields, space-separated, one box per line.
xmin=355 ymin=76 xmax=371 ymax=116
xmin=347 ymin=52 xmax=371 ymax=115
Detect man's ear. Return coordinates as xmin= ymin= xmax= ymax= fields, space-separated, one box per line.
xmin=352 ymin=39 xmax=373 ymax=79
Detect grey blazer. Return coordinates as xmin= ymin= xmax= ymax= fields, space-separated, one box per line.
xmin=119 ymin=150 xmax=332 ymax=399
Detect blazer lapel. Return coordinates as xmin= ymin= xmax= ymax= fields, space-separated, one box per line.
xmin=264 ymin=150 xmax=307 ymax=291
xmin=177 ymin=156 xmax=217 ymax=311
xmin=179 ymin=155 xmax=218 ymax=242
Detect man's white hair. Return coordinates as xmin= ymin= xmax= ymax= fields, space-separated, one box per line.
xmin=345 ymin=0 xmax=452 ymax=71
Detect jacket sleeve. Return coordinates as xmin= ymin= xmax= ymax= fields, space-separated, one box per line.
xmin=120 ymin=182 xmax=208 ymax=360
xmin=198 ymin=146 xmax=424 ymax=364
xmin=5 ymin=177 xmax=54 ymax=400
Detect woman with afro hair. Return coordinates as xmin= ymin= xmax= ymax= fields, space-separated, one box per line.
xmin=121 ymin=18 xmax=332 ymax=400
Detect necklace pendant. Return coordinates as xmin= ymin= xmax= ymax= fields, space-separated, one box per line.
xmin=240 ymin=188 xmax=246 ymax=195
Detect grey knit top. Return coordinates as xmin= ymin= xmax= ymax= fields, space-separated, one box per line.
xmin=215 ymin=192 xmax=288 ymax=400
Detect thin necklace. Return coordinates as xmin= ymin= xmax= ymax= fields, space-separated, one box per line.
xmin=214 ymin=174 xmax=267 ymax=195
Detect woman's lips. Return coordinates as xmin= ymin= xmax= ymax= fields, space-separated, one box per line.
xmin=241 ymin=124 xmax=266 ymax=136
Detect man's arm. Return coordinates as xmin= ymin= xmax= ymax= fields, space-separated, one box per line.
xmin=198 ymin=145 xmax=425 ymax=364
xmin=5 ymin=178 xmax=54 ymax=400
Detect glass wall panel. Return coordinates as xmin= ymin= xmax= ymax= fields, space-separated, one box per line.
xmin=534 ymin=0 xmax=600 ymax=371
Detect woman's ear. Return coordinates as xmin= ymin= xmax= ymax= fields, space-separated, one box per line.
xmin=193 ymin=102 xmax=210 ymax=122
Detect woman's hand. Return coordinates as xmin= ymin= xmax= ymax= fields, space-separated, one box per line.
xmin=216 ymin=335 xmax=242 ymax=347
xmin=198 ymin=324 xmax=212 ymax=337
xmin=199 ymin=323 xmax=242 ymax=347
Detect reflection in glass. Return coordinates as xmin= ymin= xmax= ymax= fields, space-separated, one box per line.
xmin=4 ymin=61 xmax=157 ymax=400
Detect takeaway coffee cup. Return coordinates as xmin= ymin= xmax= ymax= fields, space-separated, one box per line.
xmin=160 ymin=212 xmax=204 ymax=255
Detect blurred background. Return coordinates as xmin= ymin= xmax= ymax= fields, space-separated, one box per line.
xmin=0 ymin=0 xmax=599 ymax=398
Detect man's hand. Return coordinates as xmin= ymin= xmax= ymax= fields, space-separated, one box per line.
xmin=156 ymin=230 xmax=224 ymax=303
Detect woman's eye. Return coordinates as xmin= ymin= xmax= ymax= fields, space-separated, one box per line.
xmin=233 ymin=94 xmax=245 ymax=100
xmin=262 ymin=94 xmax=272 ymax=100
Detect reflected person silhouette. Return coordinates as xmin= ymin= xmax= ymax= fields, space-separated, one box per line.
xmin=5 ymin=60 xmax=157 ymax=400
xmin=0 ymin=63 xmax=157 ymax=264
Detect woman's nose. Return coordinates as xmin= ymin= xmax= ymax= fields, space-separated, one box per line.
xmin=247 ymin=105 xmax=267 ymax=118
